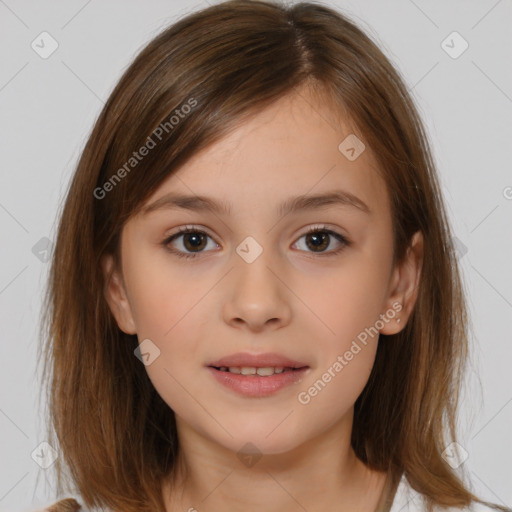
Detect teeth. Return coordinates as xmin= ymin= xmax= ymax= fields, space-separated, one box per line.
xmin=219 ymin=366 xmax=289 ymax=376
xmin=256 ymin=367 xmax=275 ymax=376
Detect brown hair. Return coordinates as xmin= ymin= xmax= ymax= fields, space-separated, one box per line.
xmin=38 ymin=1 xmax=509 ymax=511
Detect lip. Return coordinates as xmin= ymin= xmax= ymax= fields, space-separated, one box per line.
xmin=206 ymin=352 xmax=310 ymax=398
xmin=207 ymin=352 xmax=308 ymax=369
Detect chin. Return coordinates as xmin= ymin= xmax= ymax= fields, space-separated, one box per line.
xmin=196 ymin=415 xmax=309 ymax=457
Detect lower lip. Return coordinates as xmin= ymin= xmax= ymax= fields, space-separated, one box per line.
xmin=206 ymin=367 xmax=309 ymax=397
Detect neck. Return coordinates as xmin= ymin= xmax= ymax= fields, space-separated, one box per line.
xmin=162 ymin=409 xmax=388 ymax=512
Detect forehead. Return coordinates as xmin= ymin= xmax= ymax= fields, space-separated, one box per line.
xmin=141 ymin=88 xmax=388 ymax=219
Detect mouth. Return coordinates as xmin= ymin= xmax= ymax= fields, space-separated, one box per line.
xmin=206 ymin=352 xmax=310 ymax=397
xmin=207 ymin=351 xmax=309 ymax=369
xmin=210 ymin=366 xmax=305 ymax=376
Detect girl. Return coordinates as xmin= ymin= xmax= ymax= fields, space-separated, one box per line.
xmin=37 ymin=1 xmax=510 ymax=511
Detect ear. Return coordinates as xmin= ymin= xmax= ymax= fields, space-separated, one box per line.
xmin=101 ymin=253 xmax=137 ymax=335
xmin=379 ymin=231 xmax=423 ymax=335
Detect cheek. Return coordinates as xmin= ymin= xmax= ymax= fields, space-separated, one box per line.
xmin=124 ymin=246 xmax=207 ymax=338
xmin=295 ymin=255 xmax=391 ymax=348
xmin=290 ymin=252 xmax=390 ymax=405
xmin=293 ymin=274 xmax=384 ymax=428
xmin=123 ymin=251 xmax=211 ymax=402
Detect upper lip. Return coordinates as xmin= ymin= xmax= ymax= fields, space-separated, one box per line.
xmin=207 ymin=352 xmax=309 ymax=369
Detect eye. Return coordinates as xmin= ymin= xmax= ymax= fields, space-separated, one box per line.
xmin=162 ymin=224 xmax=350 ymax=260
xmin=292 ymin=225 xmax=350 ymax=256
xmin=162 ymin=226 xmax=218 ymax=259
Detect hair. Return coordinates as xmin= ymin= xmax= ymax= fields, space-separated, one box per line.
xmin=37 ymin=1 xmax=510 ymax=511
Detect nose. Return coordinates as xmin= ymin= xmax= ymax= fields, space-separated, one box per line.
xmin=222 ymin=250 xmax=292 ymax=333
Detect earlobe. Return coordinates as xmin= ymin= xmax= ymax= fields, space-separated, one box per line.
xmin=379 ymin=231 xmax=424 ymax=335
xmin=101 ymin=254 xmax=137 ymax=335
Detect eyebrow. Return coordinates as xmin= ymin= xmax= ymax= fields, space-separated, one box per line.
xmin=141 ymin=190 xmax=371 ymax=217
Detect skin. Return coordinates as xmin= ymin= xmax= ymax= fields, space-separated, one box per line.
xmin=102 ymin=84 xmax=423 ymax=512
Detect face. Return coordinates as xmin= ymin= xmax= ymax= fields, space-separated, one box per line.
xmin=103 ymin=86 xmax=422 ymax=456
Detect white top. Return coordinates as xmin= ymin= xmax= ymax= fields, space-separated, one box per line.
xmin=36 ymin=475 xmax=505 ymax=512
xmin=389 ymin=474 xmax=502 ymax=512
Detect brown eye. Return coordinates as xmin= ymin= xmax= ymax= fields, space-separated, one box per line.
xmin=305 ymin=231 xmax=330 ymax=252
xmin=294 ymin=226 xmax=350 ymax=256
xmin=181 ymin=232 xmax=207 ymax=252
xmin=163 ymin=228 xmax=218 ymax=259
xmin=163 ymin=225 xmax=350 ymax=260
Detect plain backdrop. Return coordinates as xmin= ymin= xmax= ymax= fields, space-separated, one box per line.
xmin=0 ymin=0 xmax=511 ymax=510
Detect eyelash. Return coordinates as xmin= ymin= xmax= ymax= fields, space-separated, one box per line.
xmin=162 ymin=224 xmax=351 ymax=260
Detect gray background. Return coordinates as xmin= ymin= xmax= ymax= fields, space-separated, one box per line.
xmin=0 ymin=0 xmax=511 ymax=510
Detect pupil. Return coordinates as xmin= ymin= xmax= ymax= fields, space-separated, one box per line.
xmin=307 ymin=232 xmax=328 ymax=251
xmin=185 ymin=233 xmax=205 ymax=251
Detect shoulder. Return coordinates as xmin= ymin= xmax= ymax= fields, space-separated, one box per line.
xmin=389 ymin=475 xmax=507 ymax=512
xmin=34 ymin=497 xmax=117 ymax=512
xmin=35 ymin=498 xmax=83 ymax=511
